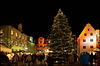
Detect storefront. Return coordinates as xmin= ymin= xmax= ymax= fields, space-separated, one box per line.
xmin=0 ymin=44 xmax=12 ymax=53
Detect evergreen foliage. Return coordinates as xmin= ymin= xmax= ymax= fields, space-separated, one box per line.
xmin=48 ymin=8 xmax=74 ymax=63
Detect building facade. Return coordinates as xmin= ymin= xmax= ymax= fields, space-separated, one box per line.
xmin=77 ymin=23 xmax=100 ymax=54
xmin=0 ymin=24 xmax=30 ymax=53
xmin=35 ymin=37 xmax=49 ymax=54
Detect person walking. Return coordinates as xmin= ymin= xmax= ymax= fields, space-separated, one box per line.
xmin=23 ymin=54 xmax=27 ymax=66
xmin=42 ymin=53 xmax=45 ymax=64
xmin=12 ymin=53 xmax=19 ymax=66
xmin=94 ymin=53 xmax=98 ymax=65
xmin=74 ymin=53 xmax=78 ymax=62
xmin=31 ymin=54 xmax=35 ymax=65
xmin=26 ymin=54 xmax=32 ymax=66
xmin=47 ymin=54 xmax=53 ymax=66
xmin=19 ymin=52 xmax=22 ymax=62
xmin=90 ymin=52 xmax=93 ymax=66
xmin=80 ymin=52 xmax=90 ymax=66
xmin=0 ymin=52 xmax=11 ymax=66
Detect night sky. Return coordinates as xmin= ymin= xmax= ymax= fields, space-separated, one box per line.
xmin=0 ymin=1 xmax=100 ymax=40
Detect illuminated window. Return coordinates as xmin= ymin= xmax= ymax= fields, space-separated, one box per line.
xmin=19 ymin=35 xmax=21 ymax=38
xmin=83 ymin=46 xmax=86 ymax=49
xmin=15 ymin=33 xmax=18 ymax=37
xmin=11 ymin=40 xmax=14 ymax=44
xmin=90 ymin=46 xmax=93 ymax=48
xmin=84 ymin=33 xmax=87 ymax=36
xmin=15 ymin=41 xmax=18 ymax=45
xmin=90 ymin=39 xmax=93 ymax=42
xmin=0 ymin=29 xmax=3 ymax=34
xmin=22 ymin=36 xmax=24 ymax=39
xmin=11 ymin=30 xmax=14 ymax=35
xmin=83 ymin=39 xmax=86 ymax=42
xmin=90 ymin=33 xmax=93 ymax=36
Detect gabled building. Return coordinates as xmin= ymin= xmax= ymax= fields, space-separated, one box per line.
xmin=35 ymin=37 xmax=49 ymax=54
xmin=77 ymin=23 xmax=100 ymax=54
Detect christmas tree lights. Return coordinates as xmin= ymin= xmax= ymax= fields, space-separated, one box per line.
xmin=48 ymin=8 xmax=74 ymax=63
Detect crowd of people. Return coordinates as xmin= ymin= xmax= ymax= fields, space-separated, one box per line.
xmin=0 ymin=52 xmax=46 ymax=66
xmin=0 ymin=51 xmax=100 ymax=66
xmin=11 ymin=52 xmax=46 ymax=66
xmin=79 ymin=52 xmax=100 ymax=66
xmin=67 ymin=52 xmax=100 ymax=66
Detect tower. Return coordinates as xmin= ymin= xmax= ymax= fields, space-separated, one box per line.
xmin=18 ymin=23 xmax=22 ymax=32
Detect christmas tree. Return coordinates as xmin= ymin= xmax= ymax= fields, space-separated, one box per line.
xmin=48 ymin=8 xmax=74 ymax=63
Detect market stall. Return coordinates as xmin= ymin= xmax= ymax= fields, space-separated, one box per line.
xmin=0 ymin=44 xmax=12 ymax=53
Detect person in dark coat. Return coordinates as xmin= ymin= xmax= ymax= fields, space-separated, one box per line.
xmin=80 ymin=52 xmax=90 ymax=66
xmin=90 ymin=52 xmax=93 ymax=66
xmin=47 ymin=54 xmax=53 ymax=66
xmin=39 ymin=54 xmax=43 ymax=64
xmin=31 ymin=54 xmax=35 ymax=65
xmin=0 ymin=52 xmax=11 ymax=66
xmin=94 ymin=53 xmax=98 ymax=65
xmin=74 ymin=53 xmax=78 ymax=62
xmin=42 ymin=53 xmax=45 ymax=64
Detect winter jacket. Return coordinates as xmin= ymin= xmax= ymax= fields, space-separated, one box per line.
xmin=80 ymin=54 xmax=90 ymax=65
